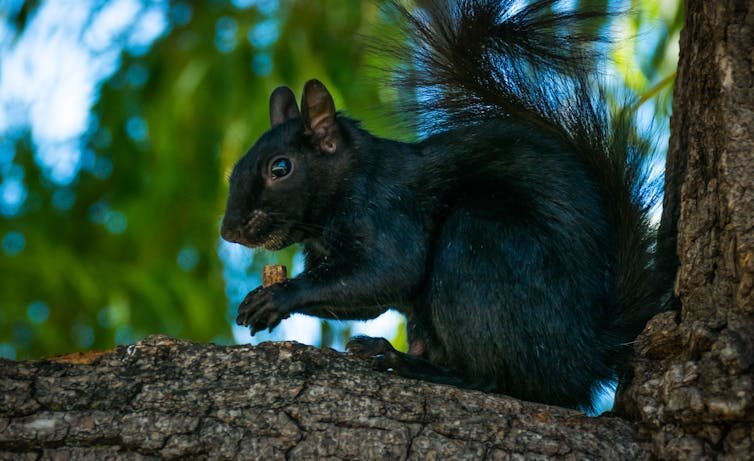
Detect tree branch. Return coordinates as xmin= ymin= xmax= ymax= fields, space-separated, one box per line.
xmin=1 ymin=335 xmax=648 ymax=460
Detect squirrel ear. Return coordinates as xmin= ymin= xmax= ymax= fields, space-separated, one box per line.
xmin=270 ymin=86 xmax=300 ymax=128
xmin=301 ymin=79 xmax=339 ymax=154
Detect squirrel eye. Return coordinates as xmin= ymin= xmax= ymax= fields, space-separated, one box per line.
xmin=270 ymin=158 xmax=292 ymax=179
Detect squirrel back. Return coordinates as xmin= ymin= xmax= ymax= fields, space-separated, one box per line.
xmin=222 ymin=0 xmax=672 ymax=411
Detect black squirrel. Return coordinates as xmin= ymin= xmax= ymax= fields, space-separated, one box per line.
xmin=220 ymin=0 xmax=671 ymax=410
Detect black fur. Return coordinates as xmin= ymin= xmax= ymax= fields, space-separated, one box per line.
xmin=221 ymin=0 xmax=670 ymax=410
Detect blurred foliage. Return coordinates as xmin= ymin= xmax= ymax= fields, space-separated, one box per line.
xmin=614 ymin=0 xmax=683 ymax=119
xmin=0 ymin=0 xmax=398 ymax=359
xmin=0 ymin=0 xmax=681 ymax=359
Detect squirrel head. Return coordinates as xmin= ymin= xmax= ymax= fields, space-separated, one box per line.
xmin=220 ymin=79 xmax=349 ymax=250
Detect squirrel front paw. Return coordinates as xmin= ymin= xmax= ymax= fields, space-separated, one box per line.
xmin=236 ymin=283 xmax=292 ymax=334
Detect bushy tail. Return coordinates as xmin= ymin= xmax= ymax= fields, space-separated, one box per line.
xmin=382 ymin=0 xmax=673 ymax=369
xmin=380 ymin=0 xmax=612 ymax=131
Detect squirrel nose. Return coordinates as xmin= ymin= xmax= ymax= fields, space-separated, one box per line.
xmin=220 ymin=218 xmax=242 ymax=243
xmin=221 ymin=227 xmax=240 ymax=243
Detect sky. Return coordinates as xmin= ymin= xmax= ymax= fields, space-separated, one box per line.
xmin=0 ymin=0 xmax=167 ymax=215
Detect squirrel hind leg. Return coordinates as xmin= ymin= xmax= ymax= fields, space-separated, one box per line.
xmin=346 ymin=335 xmax=496 ymax=392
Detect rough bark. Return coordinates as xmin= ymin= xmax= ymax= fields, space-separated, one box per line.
xmin=1 ymin=335 xmax=648 ymax=460
xmin=618 ymin=0 xmax=754 ymax=459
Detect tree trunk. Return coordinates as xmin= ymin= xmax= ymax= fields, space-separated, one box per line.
xmin=617 ymin=0 xmax=754 ymax=459
xmin=1 ymin=0 xmax=752 ymax=459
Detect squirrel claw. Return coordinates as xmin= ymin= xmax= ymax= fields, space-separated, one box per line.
xmin=236 ymin=284 xmax=291 ymax=334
